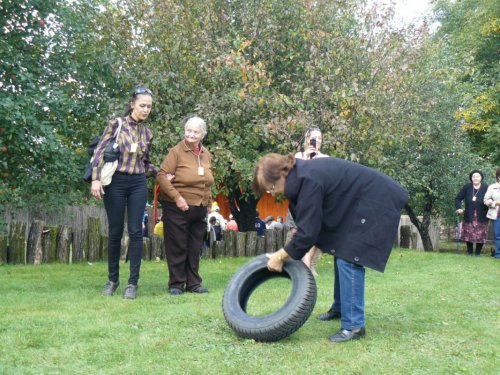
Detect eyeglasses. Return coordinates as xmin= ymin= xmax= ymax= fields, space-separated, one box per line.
xmin=133 ymin=87 xmax=153 ymax=97
xmin=266 ymin=184 xmax=276 ymax=196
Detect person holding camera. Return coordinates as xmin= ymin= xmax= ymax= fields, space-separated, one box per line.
xmin=91 ymin=87 xmax=156 ymax=300
xmin=291 ymin=128 xmax=328 ymax=276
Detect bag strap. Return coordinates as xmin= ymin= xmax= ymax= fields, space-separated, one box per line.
xmin=114 ymin=118 xmax=123 ymax=139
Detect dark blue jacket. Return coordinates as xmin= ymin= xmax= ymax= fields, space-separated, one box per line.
xmin=255 ymin=218 xmax=266 ymax=236
xmin=284 ymin=158 xmax=408 ymax=272
xmin=454 ymin=183 xmax=489 ymax=223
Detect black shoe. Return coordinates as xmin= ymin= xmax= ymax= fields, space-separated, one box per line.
xmin=189 ymin=286 xmax=209 ymax=294
xmin=102 ymin=281 xmax=120 ymax=296
xmin=328 ymin=327 xmax=366 ymax=343
xmin=169 ymin=287 xmax=184 ymax=296
xmin=317 ymin=308 xmax=341 ymax=321
xmin=123 ymin=284 xmax=138 ymax=299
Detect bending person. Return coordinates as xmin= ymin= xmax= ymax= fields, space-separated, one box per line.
xmin=253 ymin=153 xmax=408 ymax=343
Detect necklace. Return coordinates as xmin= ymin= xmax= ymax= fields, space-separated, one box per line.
xmin=472 ymin=185 xmax=480 ymax=202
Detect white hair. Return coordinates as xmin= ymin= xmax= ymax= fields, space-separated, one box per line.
xmin=185 ymin=116 xmax=207 ymax=137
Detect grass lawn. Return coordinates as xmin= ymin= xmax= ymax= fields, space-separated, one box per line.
xmin=0 ymin=249 xmax=498 ymax=375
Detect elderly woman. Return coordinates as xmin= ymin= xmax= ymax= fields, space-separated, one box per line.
xmin=157 ymin=117 xmax=214 ymax=295
xmin=91 ymin=87 xmax=156 ymax=300
xmin=253 ymin=153 xmax=408 ymax=343
xmin=484 ymin=168 xmax=500 ymax=259
xmin=455 ymin=170 xmax=489 ymax=256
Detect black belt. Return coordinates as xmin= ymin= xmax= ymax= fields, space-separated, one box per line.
xmin=115 ymin=171 xmax=144 ymax=176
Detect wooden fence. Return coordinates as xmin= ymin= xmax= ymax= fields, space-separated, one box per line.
xmin=0 ymin=216 xmax=289 ymax=265
xmin=0 ymin=205 xmax=445 ymax=265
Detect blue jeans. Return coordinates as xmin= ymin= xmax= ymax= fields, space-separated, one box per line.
xmin=493 ymin=219 xmax=500 ymax=258
xmin=103 ymin=172 xmax=148 ymax=285
xmin=331 ymin=257 xmax=365 ymax=330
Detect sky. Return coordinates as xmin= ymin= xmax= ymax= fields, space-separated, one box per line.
xmin=393 ymin=0 xmax=433 ymax=24
xmin=372 ymin=0 xmax=433 ymax=26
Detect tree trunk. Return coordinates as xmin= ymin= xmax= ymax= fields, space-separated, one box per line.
xmin=228 ymin=187 xmax=258 ymax=232
xmin=87 ymin=217 xmax=101 ymax=261
xmin=405 ymin=204 xmax=434 ymax=251
xmin=400 ymin=225 xmax=411 ymax=248
xmin=57 ymin=225 xmax=72 ymax=263
xmin=0 ymin=233 xmax=7 ymax=264
xmin=42 ymin=225 xmax=58 ymax=263
xmin=72 ymin=229 xmax=86 ymax=262
xmin=27 ymin=220 xmax=44 ymax=264
xmin=8 ymin=221 xmax=26 ymax=264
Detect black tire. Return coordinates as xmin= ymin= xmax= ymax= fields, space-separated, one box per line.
xmin=222 ymin=254 xmax=317 ymax=342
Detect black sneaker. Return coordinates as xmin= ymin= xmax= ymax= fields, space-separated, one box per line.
xmin=328 ymin=327 xmax=366 ymax=343
xmin=189 ymin=287 xmax=209 ymax=294
xmin=169 ymin=287 xmax=184 ymax=296
xmin=123 ymin=284 xmax=138 ymax=299
xmin=317 ymin=308 xmax=341 ymax=321
xmin=102 ymin=281 xmax=119 ymax=296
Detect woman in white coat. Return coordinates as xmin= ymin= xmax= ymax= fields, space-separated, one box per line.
xmin=484 ymin=168 xmax=500 ymax=259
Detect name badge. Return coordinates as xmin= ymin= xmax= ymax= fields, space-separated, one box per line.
xmin=130 ymin=143 xmax=138 ymax=153
xmin=198 ymin=167 xmax=205 ymax=176
xmin=472 ymin=196 xmax=476 ymax=202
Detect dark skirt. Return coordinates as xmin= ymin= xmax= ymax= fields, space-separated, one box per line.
xmin=461 ymin=211 xmax=488 ymax=243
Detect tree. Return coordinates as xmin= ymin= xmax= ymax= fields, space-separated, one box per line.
xmin=434 ymin=0 xmax=500 ymax=164
xmin=0 ymin=0 xmax=126 ymax=208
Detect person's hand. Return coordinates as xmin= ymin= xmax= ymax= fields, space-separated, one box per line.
xmin=266 ymin=248 xmax=289 ymax=272
xmin=91 ymin=180 xmax=104 ymax=199
xmin=303 ymin=147 xmax=317 ymax=159
xmin=175 ymin=196 xmax=189 ymax=212
xmin=456 ymin=209 xmax=464 ymax=215
xmin=166 ymin=173 xmax=175 ymax=181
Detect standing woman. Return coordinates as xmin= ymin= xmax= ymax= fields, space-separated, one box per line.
xmin=484 ymin=168 xmax=500 ymax=259
xmin=455 ymin=170 xmax=489 ymax=256
xmin=293 ymin=127 xmax=328 ymax=276
xmin=91 ymin=87 xmax=156 ymax=299
xmin=157 ymin=117 xmax=214 ymax=295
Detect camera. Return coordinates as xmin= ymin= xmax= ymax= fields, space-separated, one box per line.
xmin=309 ymin=138 xmax=317 ymax=148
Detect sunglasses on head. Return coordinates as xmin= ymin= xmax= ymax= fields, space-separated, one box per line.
xmin=133 ymin=87 xmax=153 ymax=97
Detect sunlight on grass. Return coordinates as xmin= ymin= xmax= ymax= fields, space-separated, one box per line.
xmin=0 ymin=249 xmax=498 ymax=374
xmin=245 ymin=277 xmax=292 ymax=317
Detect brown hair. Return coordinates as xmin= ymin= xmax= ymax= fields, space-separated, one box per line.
xmin=124 ymin=88 xmax=153 ymax=116
xmin=496 ymin=168 xmax=500 ymax=181
xmin=253 ymin=153 xmax=296 ymax=196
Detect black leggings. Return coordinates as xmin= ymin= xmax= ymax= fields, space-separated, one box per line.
xmin=103 ymin=173 xmax=147 ymax=285
xmin=466 ymin=242 xmax=483 ymax=256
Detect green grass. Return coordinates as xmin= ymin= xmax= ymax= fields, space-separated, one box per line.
xmin=0 ymin=249 xmax=498 ymax=375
